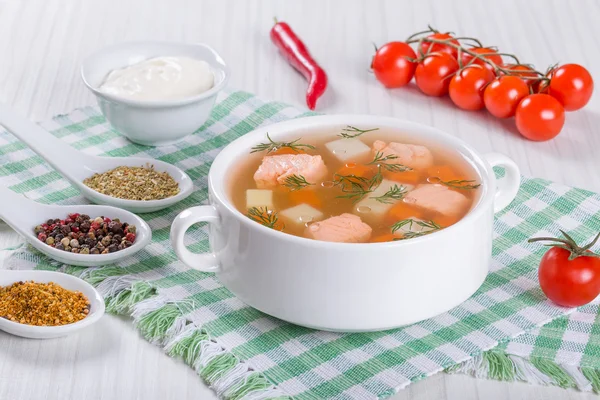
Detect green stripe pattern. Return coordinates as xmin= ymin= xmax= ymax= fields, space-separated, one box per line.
xmin=449 ymin=302 xmax=600 ymax=393
xmin=1 ymin=89 xmax=600 ymax=399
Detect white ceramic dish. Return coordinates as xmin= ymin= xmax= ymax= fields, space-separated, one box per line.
xmin=0 ymin=104 xmax=193 ymax=213
xmin=170 ymin=115 xmax=520 ymax=332
xmin=0 ymin=270 xmax=105 ymax=339
xmin=81 ymin=41 xmax=229 ymax=146
xmin=0 ymin=186 xmax=151 ymax=267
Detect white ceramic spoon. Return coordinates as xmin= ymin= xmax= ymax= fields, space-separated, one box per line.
xmin=0 ymin=270 xmax=105 ymax=339
xmin=0 ymin=186 xmax=151 ymax=267
xmin=0 ymin=104 xmax=194 ymax=213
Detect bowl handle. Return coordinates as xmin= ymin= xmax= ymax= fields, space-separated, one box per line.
xmin=170 ymin=205 xmax=221 ymax=272
xmin=483 ymin=153 xmax=521 ymax=213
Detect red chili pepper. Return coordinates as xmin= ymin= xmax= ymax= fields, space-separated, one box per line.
xmin=270 ymin=19 xmax=327 ymax=110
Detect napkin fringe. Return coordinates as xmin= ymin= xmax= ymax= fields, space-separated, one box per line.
xmin=448 ymin=349 xmax=600 ymax=393
xmin=72 ymin=264 xmax=292 ymax=400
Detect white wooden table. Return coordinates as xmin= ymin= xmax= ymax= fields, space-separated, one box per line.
xmin=0 ymin=0 xmax=598 ymax=399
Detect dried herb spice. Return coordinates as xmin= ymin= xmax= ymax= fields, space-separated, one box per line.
xmin=83 ymin=165 xmax=180 ymax=201
xmin=0 ymin=281 xmax=90 ymax=326
xmin=34 ymin=213 xmax=136 ymax=254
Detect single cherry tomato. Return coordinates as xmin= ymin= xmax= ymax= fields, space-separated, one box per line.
xmin=449 ymin=65 xmax=494 ymax=110
xmin=372 ymin=42 xmax=417 ymax=88
xmin=529 ymin=231 xmax=600 ymax=307
xmin=515 ymin=94 xmax=565 ymax=141
xmin=548 ymin=64 xmax=594 ymax=111
xmin=502 ymin=64 xmax=538 ymax=86
xmin=483 ymin=76 xmax=530 ymax=118
xmin=414 ymin=53 xmax=459 ymax=97
xmin=420 ymin=32 xmax=460 ymax=59
xmin=461 ymin=47 xmax=502 ymax=77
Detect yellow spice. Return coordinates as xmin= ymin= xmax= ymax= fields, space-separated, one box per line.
xmin=0 ymin=281 xmax=90 ymax=326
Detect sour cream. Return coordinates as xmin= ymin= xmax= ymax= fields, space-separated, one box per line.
xmin=98 ymin=56 xmax=214 ymax=101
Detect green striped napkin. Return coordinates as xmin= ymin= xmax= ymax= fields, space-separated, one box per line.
xmin=1 ymin=89 xmax=599 ymax=399
xmin=449 ymin=302 xmax=600 ymax=392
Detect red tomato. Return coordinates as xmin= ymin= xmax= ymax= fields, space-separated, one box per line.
xmin=414 ymin=53 xmax=459 ymax=97
xmin=461 ymin=47 xmax=502 ymax=77
xmin=449 ymin=65 xmax=494 ymax=110
xmin=483 ymin=76 xmax=530 ymax=118
xmin=531 ymin=233 xmax=600 ymax=307
xmin=420 ymin=32 xmax=459 ymax=59
xmin=372 ymin=42 xmax=417 ymax=88
xmin=548 ymin=64 xmax=594 ymax=111
xmin=515 ymin=94 xmax=565 ymax=141
xmin=503 ymin=64 xmax=538 ymax=86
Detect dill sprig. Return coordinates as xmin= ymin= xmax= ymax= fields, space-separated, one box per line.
xmin=333 ymin=169 xmax=382 ymax=203
xmin=247 ymin=207 xmax=282 ymax=230
xmin=250 ymin=133 xmax=316 ymax=154
xmin=367 ymin=151 xmax=412 ymax=172
xmin=371 ymin=184 xmax=408 ymax=204
xmin=338 ymin=125 xmax=379 ymax=139
xmin=392 ymin=219 xmax=441 ymax=240
xmin=334 ymin=174 xmax=372 ymax=202
xmin=437 ymin=179 xmax=481 ymax=190
xmin=369 ymin=168 xmax=383 ymax=190
xmin=283 ymin=174 xmax=314 ymax=191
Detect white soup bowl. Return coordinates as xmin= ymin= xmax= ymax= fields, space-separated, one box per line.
xmin=170 ymin=115 xmax=520 ymax=332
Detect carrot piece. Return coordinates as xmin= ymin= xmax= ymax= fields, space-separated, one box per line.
xmin=289 ymin=189 xmax=322 ymax=208
xmin=370 ymin=234 xmax=397 ymax=243
xmin=426 ymin=165 xmax=462 ymax=181
xmin=434 ymin=214 xmax=461 ymax=228
xmin=387 ymin=202 xmax=424 ymax=222
xmin=336 ymin=163 xmax=375 ymax=178
xmin=384 ymin=169 xmax=422 ymax=184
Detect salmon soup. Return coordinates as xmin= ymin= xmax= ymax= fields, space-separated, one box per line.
xmin=228 ymin=125 xmax=482 ymax=243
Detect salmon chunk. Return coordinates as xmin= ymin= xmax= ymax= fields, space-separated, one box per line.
xmin=404 ymin=184 xmax=469 ymax=216
xmin=372 ymin=140 xmax=434 ymax=170
xmin=305 ymin=213 xmax=372 ymax=243
xmin=253 ymin=154 xmax=328 ymax=189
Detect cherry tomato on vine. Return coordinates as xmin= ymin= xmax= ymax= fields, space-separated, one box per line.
xmin=548 ymin=64 xmax=594 ymax=111
xmin=460 ymin=47 xmax=502 ymax=77
xmin=420 ymin=32 xmax=459 ymax=59
xmin=515 ymin=94 xmax=565 ymax=141
xmin=414 ymin=53 xmax=459 ymax=97
xmin=529 ymin=231 xmax=600 ymax=308
xmin=483 ymin=76 xmax=529 ymax=118
xmin=371 ymin=42 xmax=417 ymax=88
xmin=449 ymin=65 xmax=494 ymax=110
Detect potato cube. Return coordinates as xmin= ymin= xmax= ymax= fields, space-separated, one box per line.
xmin=280 ymin=203 xmax=324 ymax=226
xmin=246 ymin=189 xmax=273 ymax=209
xmin=355 ymin=179 xmax=414 ymax=220
xmin=325 ymin=138 xmax=371 ymax=163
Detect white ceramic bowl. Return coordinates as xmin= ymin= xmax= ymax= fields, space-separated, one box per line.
xmin=170 ymin=115 xmax=521 ymax=332
xmin=81 ymin=41 xmax=229 ymax=146
xmin=0 ymin=270 xmax=105 ymax=339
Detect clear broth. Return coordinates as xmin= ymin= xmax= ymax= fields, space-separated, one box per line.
xmin=228 ymin=126 xmax=482 ymax=243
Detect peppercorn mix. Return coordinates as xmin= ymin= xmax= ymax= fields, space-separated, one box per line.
xmin=34 ymin=213 xmax=137 ymax=254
